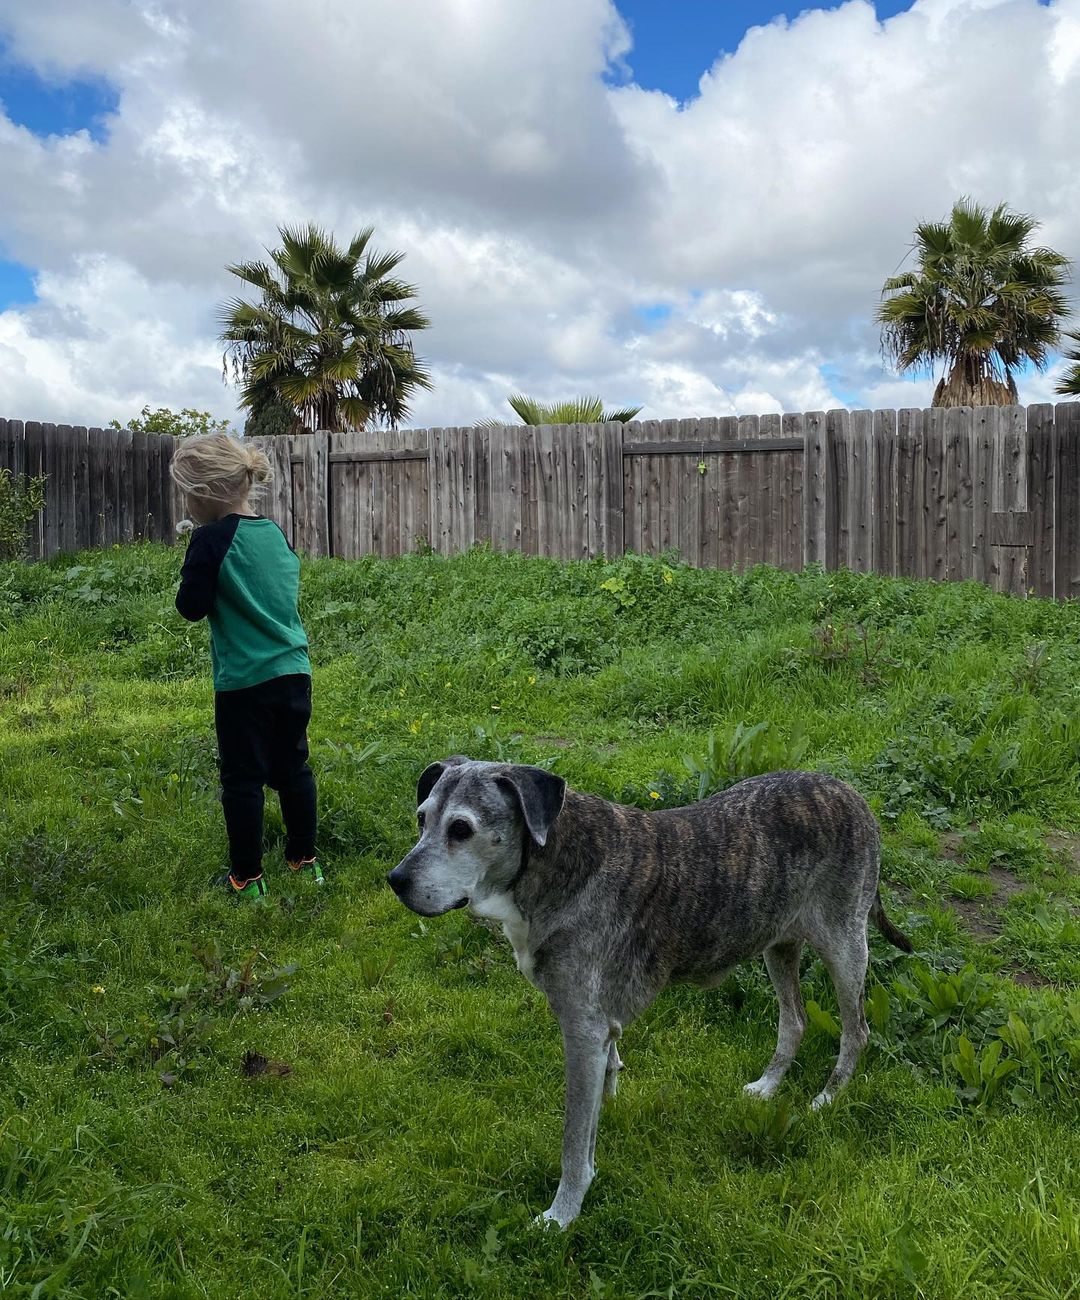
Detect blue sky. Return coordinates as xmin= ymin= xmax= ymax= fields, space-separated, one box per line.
xmin=0 ymin=39 xmax=119 ymax=308
xmin=612 ymin=1 xmax=916 ymax=101
xmin=0 ymin=46 xmax=117 ymax=142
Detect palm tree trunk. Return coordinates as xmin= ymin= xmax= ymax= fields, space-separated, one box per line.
xmin=933 ymin=361 xmax=1017 ymax=408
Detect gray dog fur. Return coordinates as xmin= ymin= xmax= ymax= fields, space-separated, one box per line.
xmin=387 ymin=758 xmax=911 ymax=1228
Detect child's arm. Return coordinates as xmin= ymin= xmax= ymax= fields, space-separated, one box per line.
xmin=176 ymin=523 xmax=233 ymax=621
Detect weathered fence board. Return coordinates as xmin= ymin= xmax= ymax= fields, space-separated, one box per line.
xmin=804 ymin=411 xmax=826 ymax=567
xmin=1055 ymin=403 xmax=1080 ymax=601
xmin=1028 ymin=405 xmax=1055 ymax=599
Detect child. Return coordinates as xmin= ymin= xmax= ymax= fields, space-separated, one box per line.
xmin=170 ymin=432 xmax=323 ymax=902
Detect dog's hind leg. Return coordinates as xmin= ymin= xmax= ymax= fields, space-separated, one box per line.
xmin=811 ymin=927 xmax=869 ymax=1110
xmin=744 ymin=941 xmax=805 ymax=1099
xmin=603 ymin=1040 xmax=623 ymax=1100
xmin=540 ymin=1013 xmax=611 ymax=1229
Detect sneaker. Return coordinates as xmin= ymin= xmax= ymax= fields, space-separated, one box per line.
xmin=226 ymin=873 xmax=269 ymax=903
xmin=287 ymin=856 xmax=325 ymax=885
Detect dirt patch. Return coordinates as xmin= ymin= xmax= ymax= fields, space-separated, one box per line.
xmin=939 ymin=831 xmax=968 ymax=863
xmin=986 ymin=864 xmax=1030 ymax=903
xmin=1046 ymin=831 xmax=1080 ymax=875
xmin=947 ymin=895 xmax=1001 ymax=939
xmin=533 ymin=735 xmax=574 ymax=749
xmin=889 ymin=868 xmax=1048 ymax=986
xmin=944 ymin=864 xmax=1031 ymax=939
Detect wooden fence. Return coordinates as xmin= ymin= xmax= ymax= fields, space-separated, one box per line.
xmin=1 ymin=418 xmax=181 ymax=556
xmin=5 ymin=404 xmax=1080 ymax=598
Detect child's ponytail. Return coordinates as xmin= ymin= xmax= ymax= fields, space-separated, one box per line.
xmin=171 ymin=432 xmax=276 ymax=510
xmin=244 ymin=444 xmax=273 ymax=489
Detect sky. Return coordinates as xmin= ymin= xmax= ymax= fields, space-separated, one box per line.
xmin=0 ymin=0 xmax=1077 ymax=430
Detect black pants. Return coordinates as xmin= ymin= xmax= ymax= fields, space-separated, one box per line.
xmin=215 ymin=673 xmax=317 ymax=882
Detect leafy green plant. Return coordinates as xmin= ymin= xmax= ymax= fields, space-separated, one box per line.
xmin=996 ymin=1007 xmax=1080 ymax=1106
xmin=948 ymin=1034 xmax=1020 ymax=1106
xmin=0 ymin=469 xmax=47 ymax=561
xmin=729 ymin=1097 xmax=805 ymax=1164
xmin=58 ymin=562 xmax=159 ymax=605
xmin=684 ymin=720 xmax=810 ymax=800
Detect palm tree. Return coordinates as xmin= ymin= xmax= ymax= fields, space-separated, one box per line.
xmin=220 ymin=224 xmax=431 ymax=431
xmin=476 ymin=395 xmax=641 ymax=428
xmin=1057 ymin=331 xmax=1080 ymax=397
xmin=877 ymin=199 xmax=1072 ymax=408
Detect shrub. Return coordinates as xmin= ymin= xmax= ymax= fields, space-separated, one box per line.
xmin=0 ymin=469 xmax=47 ymax=561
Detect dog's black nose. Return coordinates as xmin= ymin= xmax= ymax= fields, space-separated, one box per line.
xmin=386 ymin=866 xmax=406 ymax=896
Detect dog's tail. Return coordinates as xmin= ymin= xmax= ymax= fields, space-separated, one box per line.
xmin=871 ymin=890 xmax=913 ymax=953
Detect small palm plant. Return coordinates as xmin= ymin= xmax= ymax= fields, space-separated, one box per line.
xmin=476 ymin=395 xmax=641 ymax=428
xmin=877 ymin=199 xmax=1072 ymax=408
xmin=220 ymin=224 xmax=431 ymax=432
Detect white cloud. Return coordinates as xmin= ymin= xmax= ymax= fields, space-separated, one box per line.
xmin=0 ymin=0 xmax=1078 ymax=430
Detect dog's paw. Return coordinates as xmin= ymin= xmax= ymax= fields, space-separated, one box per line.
xmin=810 ymin=1089 xmax=833 ymax=1111
xmin=743 ymin=1077 xmax=778 ymax=1099
xmin=532 ymin=1208 xmax=572 ymax=1231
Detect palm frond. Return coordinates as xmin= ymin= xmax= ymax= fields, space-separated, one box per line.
xmin=603 ymin=405 xmax=643 ymax=424
xmin=1056 ymin=330 xmax=1080 ymax=397
xmin=346 ymin=228 xmax=375 ymax=262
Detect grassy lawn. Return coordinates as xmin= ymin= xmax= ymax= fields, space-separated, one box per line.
xmin=2 ymin=543 xmax=1079 ymax=1299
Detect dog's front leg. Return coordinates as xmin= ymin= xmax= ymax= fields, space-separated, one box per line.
xmin=540 ymin=1014 xmax=610 ymax=1229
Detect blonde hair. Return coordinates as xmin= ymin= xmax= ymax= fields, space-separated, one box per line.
xmin=170 ymin=432 xmax=273 ymax=509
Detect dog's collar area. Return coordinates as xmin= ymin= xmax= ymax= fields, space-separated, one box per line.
xmin=505 ymin=833 xmax=532 ymax=895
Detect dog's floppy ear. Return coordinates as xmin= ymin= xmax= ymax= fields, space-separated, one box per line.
xmin=496 ymin=765 xmax=566 ymax=848
xmin=416 ymin=755 xmax=469 ymax=806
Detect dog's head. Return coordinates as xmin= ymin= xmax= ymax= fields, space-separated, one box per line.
xmin=386 ymin=756 xmax=566 ymax=916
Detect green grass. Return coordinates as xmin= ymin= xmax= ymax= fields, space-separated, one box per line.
xmin=2 ymin=544 xmax=1079 ymax=1298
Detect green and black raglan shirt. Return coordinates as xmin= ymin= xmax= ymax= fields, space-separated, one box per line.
xmin=176 ymin=515 xmax=310 ymax=692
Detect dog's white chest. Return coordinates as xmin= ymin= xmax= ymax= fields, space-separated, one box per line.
xmin=473 ymin=893 xmax=535 ymax=983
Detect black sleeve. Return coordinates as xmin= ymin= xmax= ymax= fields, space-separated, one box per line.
xmin=175 ymin=517 xmax=239 ymax=621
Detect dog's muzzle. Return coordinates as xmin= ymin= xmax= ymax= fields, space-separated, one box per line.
xmin=386 ymin=865 xmax=467 ymax=915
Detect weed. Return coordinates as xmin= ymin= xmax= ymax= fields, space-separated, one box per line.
xmin=807 ymin=620 xmax=898 ymax=686
xmin=683 ymin=720 xmax=810 ymax=800
xmin=728 ymin=1097 xmax=806 ymax=1164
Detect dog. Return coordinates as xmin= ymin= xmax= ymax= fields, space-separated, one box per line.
xmin=387 ymin=758 xmax=911 ymax=1228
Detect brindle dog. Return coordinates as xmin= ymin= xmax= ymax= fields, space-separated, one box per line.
xmin=387 ymin=758 xmax=911 ymax=1228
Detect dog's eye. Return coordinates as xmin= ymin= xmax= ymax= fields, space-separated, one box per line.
xmin=417 ymin=811 xmax=426 ymax=832
xmin=448 ymin=818 xmax=474 ymax=842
